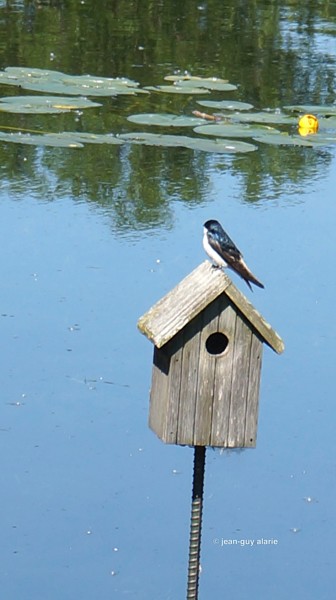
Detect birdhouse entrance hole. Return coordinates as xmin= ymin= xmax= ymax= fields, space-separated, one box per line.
xmin=205 ymin=332 xmax=229 ymax=356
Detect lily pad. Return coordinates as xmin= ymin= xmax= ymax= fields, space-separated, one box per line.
xmin=175 ymin=79 xmax=238 ymax=92
xmin=197 ymin=99 xmax=254 ymax=111
xmin=0 ymin=95 xmax=101 ymax=113
xmin=317 ymin=117 xmax=336 ymax=130
xmin=0 ymin=67 xmax=147 ymax=96
xmin=0 ymin=102 xmax=70 ymax=114
xmin=194 ymin=123 xmax=280 ymax=138
xmin=0 ymin=131 xmax=83 ymax=147
xmin=0 ymin=67 xmax=65 ymax=86
xmin=261 ymin=132 xmax=336 ymax=146
xmin=302 ymin=133 xmax=336 ymax=145
xmin=119 ymin=132 xmax=257 ymax=153
xmin=284 ymin=104 xmax=336 ymax=116
xmin=58 ymin=132 xmax=125 ymax=145
xmin=4 ymin=66 xmax=66 ymax=78
xmin=61 ymin=74 xmax=139 ymax=88
xmin=163 ymin=75 xmax=237 ymax=91
xmin=21 ymin=81 xmax=147 ymax=96
xmin=252 ymin=133 xmax=316 ymax=146
xmin=229 ymin=111 xmax=296 ymax=125
xmin=144 ymin=85 xmax=210 ymax=95
xmin=127 ymin=113 xmax=207 ymax=127
xmin=165 ymin=75 xmax=229 ymax=84
xmin=0 ymin=130 xmax=126 ymax=147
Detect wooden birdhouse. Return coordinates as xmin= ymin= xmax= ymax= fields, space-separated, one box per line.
xmin=138 ymin=261 xmax=284 ymax=449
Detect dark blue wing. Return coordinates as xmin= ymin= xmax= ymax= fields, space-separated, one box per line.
xmin=211 ymin=229 xmax=242 ymax=261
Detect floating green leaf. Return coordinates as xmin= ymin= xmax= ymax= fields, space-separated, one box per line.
xmin=58 ymin=132 xmax=125 ymax=145
xmin=0 ymin=67 xmax=147 ymax=96
xmin=0 ymin=130 xmax=125 ymax=147
xmin=4 ymin=66 xmax=66 ymax=78
xmin=119 ymin=132 xmax=257 ymax=153
xmin=0 ymin=95 xmax=101 ymax=113
xmin=301 ymin=133 xmax=336 ymax=145
xmin=0 ymin=131 xmax=83 ymax=147
xmin=21 ymin=81 xmax=148 ymax=96
xmin=165 ymin=75 xmax=229 ymax=84
xmin=318 ymin=117 xmax=336 ymax=130
xmin=205 ymin=110 xmax=297 ymax=125
xmin=175 ymin=79 xmax=238 ymax=92
xmin=61 ymin=74 xmax=139 ymax=88
xmin=252 ymin=133 xmax=315 ymax=146
xmin=194 ymin=123 xmax=280 ymax=138
xmin=197 ymin=99 xmax=254 ymax=111
xmin=228 ymin=111 xmax=296 ymax=125
xmin=127 ymin=113 xmax=207 ymax=127
xmin=163 ymin=75 xmax=237 ymax=91
xmin=0 ymin=102 xmax=68 ymax=114
xmin=284 ymin=104 xmax=336 ymax=116
xmin=0 ymin=67 xmax=65 ymax=86
xmin=144 ymin=85 xmax=210 ymax=95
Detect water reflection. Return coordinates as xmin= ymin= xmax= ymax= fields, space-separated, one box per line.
xmin=0 ymin=0 xmax=334 ymax=235
xmin=1 ymin=132 xmax=334 ymax=233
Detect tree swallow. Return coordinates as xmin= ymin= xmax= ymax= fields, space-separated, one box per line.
xmin=203 ymin=219 xmax=264 ymax=291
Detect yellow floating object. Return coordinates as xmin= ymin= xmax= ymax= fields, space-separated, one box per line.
xmin=298 ymin=114 xmax=319 ymax=136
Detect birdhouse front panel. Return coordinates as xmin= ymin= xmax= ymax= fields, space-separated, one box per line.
xmin=149 ymin=293 xmax=263 ymax=448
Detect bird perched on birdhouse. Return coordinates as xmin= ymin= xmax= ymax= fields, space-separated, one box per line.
xmin=203 ymin=219 xmax=264 ymax=290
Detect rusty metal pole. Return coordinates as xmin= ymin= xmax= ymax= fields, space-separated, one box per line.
xmin=186 ymin=445 xmax=206 ymax=600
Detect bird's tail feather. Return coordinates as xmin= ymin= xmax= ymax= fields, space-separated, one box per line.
xmin=248 ymin=275 xmax=264 ymax=289
xmin=238 ymin=258 xmax=264 ymax=290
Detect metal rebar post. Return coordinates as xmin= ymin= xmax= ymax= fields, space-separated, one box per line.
xmin=186 ymin=445 xmax=206 ymax=600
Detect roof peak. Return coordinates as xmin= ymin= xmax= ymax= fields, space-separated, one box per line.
xmin=138 ymin=261 xmax=284 ymax=354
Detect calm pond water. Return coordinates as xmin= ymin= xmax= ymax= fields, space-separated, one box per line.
xmin=1 ymin=1 xmax=336 ymax=599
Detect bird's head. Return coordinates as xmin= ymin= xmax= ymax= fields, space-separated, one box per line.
xmin=204 ymin=219 xmax=221 ymax=236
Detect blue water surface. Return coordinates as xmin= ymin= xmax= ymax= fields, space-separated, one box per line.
xmin=1 ymin=2 xmax=336 ymax=599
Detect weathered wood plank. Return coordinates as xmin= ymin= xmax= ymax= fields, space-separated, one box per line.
xmin=164 ymin=337 xmax=184 ymax=443
xmin=244 ymin=335 xmax=263 ymax=447
xmin=149 ymin=346 xmax=170 ymax=439
xmin=138 ymin=260 xmax=284 ymax=354
xmin=138 ymin=261 xmax=231 ymax=348
xmin=149 ymin=335 xmax=183 ymax=443
xmin=228 ymin=316 xmax=253 ymax=447
xmin=193 ymin=299 xmax=220 ymax=445
xmin=225 ymin=283 xmax=285 ymax=354
xmin=210 ymin=296 xmax=237 ymax=446
xmin=177 ymin=315 xmax=202 ymax=445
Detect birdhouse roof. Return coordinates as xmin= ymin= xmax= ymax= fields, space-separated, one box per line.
xmin=138 ymin=260 xmax=284 ymax=354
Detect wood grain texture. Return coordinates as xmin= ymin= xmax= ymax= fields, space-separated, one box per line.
xmin=244 ymin=335 xmax=263 ymax=447
xmin=138 ymin=261 xmax=231 ymax=348
xmin=210 ymin=296 xmax=237 ymax=446
xmin=149 ymin=346 xmax=169 ymax=439
xmin=227 ymin=316 xmax=253 ymax=447
xmin=177 ymin=315 xmax=202 ymax=445
xmin=138 ymin=261 xmax=284 ymax=354
xmin=164 ymin=338 xmax=184 ymax=443
xmin=193 ymin=298 xmax=220 ymax=445
xmin=149 ymin=335 xmax=183 ymax=443
xmin=225 ymin=283 xmax=284 ymax=354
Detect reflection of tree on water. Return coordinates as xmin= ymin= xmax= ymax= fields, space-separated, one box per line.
xmin=228 ymin=143 xmax=333 ymax=204
xmin=0 ymin=0 xmax=334 ymax=228
xmin=1 ymin=130 xmax=332 ymax=231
